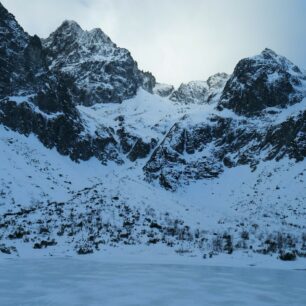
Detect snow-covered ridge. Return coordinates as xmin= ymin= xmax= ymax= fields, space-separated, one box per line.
xmin=170 ymin=73 xmax=229 ymax=104
xmin=253 ymin=48 xmax=305 ymax=77
xmin=219 ymin=48 xmax=306 ymax=116
xmin=0 ymin=2 xmax=306 ymax=264
xmin=43 ymin=20 xmax=119 ymax=68
xmin=77 ymin=89 xmax=214 ymax=141
xmin=42 ymin=20 xmax=155 ymax=105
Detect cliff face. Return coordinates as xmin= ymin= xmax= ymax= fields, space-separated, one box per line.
xmin=0 ymin=5 xmax=156 ymax=164
xmin=219 ymin=48 xmax=306 ymax=116
xmin=144 ymin=49 xmax=306 ymax=190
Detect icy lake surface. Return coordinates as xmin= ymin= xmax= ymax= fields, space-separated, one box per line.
xmin=0 ymin=259 xmax=305 ymax=306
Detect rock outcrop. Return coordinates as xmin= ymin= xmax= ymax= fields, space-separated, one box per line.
xmin=218 ymin=49 xmax=306 ymax=116
xmin=170 ymin=73 xmax=229 ymax=104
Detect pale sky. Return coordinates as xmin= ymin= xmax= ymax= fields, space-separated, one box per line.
xmin=2 ymin=0 xmax=306 ymax=86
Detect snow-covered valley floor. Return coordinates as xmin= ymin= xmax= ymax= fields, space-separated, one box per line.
xmin=0 ymin=258 xmax=305 ymax=306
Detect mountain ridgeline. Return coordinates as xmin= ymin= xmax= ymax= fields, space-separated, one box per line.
xmin=0 ymin=0 xmax=305 ymax=190
xmin=0 ymin=2 xmax=306 ymax=260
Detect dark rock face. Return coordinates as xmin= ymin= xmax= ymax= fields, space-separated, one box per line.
xmin=0 ymin=95 xmax=122 ymax=164
xmin=144 ymin=109 xmax=306 ymax=190
xmin=139 ymin=71 xmax=156 ymax=94
xmin=0 ymin=3 xmax=51 ymax=98
xmin=42 ymin=21 xmax=155 ymax=105
xmin=0 ymin=2 xmax=28 ymax=97
xmin=136 ymin=49 xmax=306 ymax=184
xmin=128 ymin=138 xmax=157 ymax=162
xmin=24 ymin=35 xmax=48 ymax=77
xmin=219 ymin=49 xmax=306 ymax=116
xmin=0 ymin=3 xmax=157 ymax=164
xmin=115 ymin=117 xmax=158 ymax=162
xmin=144 ymin=49 xmax=306 ymax=190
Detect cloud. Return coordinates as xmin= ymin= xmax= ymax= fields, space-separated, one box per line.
xmin=2 ymin=0 xmax=306 ymax=86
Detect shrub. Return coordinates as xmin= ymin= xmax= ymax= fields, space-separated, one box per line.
xmin=279 ymin=251 xmax=297 ymax=261
xmin=241 ymin=230 xmax=249 ymax=240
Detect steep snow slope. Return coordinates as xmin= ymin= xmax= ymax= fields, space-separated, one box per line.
xmin=77 ymin=89 xmax=215 ymax=142
xmin=0 ymin=92 xmax=305 ymax=262
xmin=144 ymin=97 xmax=306 ymax=190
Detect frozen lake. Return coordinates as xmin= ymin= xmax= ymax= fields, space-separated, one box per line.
xmin=0 ymin=259 xmax=305 ymax=306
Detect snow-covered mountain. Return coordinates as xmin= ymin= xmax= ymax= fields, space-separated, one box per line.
xmin=0 ymin=2 xmax=305 ymax=264
xmin=43 ymin=20 xmax=155 ymax=105
xmin=170 ymin=73 xmax=229 ymax=104
xmin=145 ymin=51 xmax=306 ymax=190
xmin=219 ymin=48 xmax=306 ymax=115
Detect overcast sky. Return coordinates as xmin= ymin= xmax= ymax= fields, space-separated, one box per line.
xmin=2 ymin=0 xmax=306 ymax=86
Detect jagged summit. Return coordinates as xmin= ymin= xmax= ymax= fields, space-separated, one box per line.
xmin=0 ymin=2 xmax=155 ymax=105
xmin=153 ymin=83 xmax=174 ymax=97
xmin=255 ymin=48 xmax=303 ymax=74
xmin=44 ymin=20 xmax=114 ymax=49
xmin=43 ymin=20 xmax=115 ymax=60
xmin=207 ymin=72 xmax=229 ymax=89
xmin=0 ymin=1 xmax=27 ymax=40
xmin=60 ymin=19 xmax=82 ymax=29
xmin=42 ymin=19 xmax=154 ymax=105
xmin=58 ymin=20 xmax=82 ymax=31
xmin=261 ymin=47 xmax=279 ymax=57
xmin=170 ymin=73 xmax=229 ymax=104
xmin=218 ymin=49 xmax=306 ymax=115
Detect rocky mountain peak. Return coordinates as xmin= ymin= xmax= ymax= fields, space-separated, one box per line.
xmin=58 ymin=20 xmax=82 ymax=34
xmin=207 ymin=72 xmax=229 ymax=89
xmin=153 ymin=83 xmax=174 ymax=97
xmin=261 ymin=47 xmax=279 ymax=58
xmin=0 ymin=1 xmax=28 ymax=50
xmin=170 ymin=73 xmax=229 ymax=104
xmin=44 ymin=20 xmax=114 ymax=51
xmin=256 ymin=48 xmax=302 ymax=74
xmin=42 ymin=20 xmax=154 ymax=105
xmin=170 ymin=80 xmax=208 ymax=104
xmin=218 ymin=49 xmax=306 ymax=116
xmin=88 ymin=27 xmax=114 ymax=45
